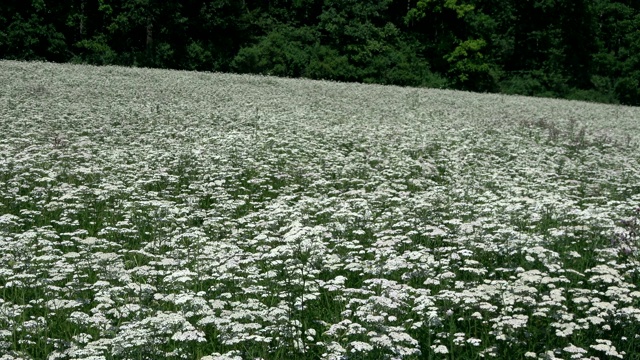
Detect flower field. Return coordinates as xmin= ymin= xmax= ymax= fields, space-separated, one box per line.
xmin=1 ymin=60 xmax=639 ymax=360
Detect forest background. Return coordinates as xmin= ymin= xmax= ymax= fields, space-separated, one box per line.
xmin=1 ymin=0 xmax=639 ymax=106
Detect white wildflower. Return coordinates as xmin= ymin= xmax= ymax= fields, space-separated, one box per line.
xmin=432 ymin=344 xmax=449 ymax=354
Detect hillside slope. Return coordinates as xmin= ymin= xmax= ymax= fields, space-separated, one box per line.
xmin=1 ymin=61 xmax=640 ymax=359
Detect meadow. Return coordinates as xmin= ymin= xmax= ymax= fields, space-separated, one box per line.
xmin=0 ymin=60 xmax=639 ymax=360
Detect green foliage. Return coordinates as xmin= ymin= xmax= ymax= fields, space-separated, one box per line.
xmin=73 ymin=35 xmax=117 ymax=65
xmin=232 ymin=1 xmax=436 ymax=87
xmin=565 ymin=88 xmax=619 ymax=105
xmin=499 ymin=74 xmax=547 ymax=97
xmin=445 ymin=38 xmax=498 ymax=91
xmin=314 ymin=0 xmax=436 ymax=86
xmin=304 ymin=44 xmax=358 ymax=81
xmin=615 ymin=74 xmax=640 ymax=106
xmin=231 ymin=26 xmax=314 ymax=77
xmin=184 ymin=40 xmax=213 ymax=71
xmin=374 ymin=45 xmax=439 ymax=87
xmin=0 ymin=2 xmax=66 ymax=61
xmin=405 ymin=0 xmax=475 ymax=23
xmin=499 ymin=70 xmax=569 ymax=99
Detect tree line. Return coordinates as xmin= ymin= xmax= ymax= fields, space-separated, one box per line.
xmin=1 ymin=0 xmax=639 ymax=105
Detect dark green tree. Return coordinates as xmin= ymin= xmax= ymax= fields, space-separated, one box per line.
xmin=404 ymin=0 xmax=498 ymax=91
xmin=231 ymin=25 xmax=318 ymax=78
xmin=181 ymin=0 xmax=255 ymax=71
xmin=315 ymin=0 xmax=433 ymax=85
xmin=0 ymin=0 xmax=67 ymax=61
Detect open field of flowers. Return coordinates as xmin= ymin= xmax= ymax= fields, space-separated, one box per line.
xmin=1 ymin=60 xmax=640 ymax=360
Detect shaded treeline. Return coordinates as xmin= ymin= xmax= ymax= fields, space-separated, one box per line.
xmin=1 ymin=0 xmax=639 ymax=105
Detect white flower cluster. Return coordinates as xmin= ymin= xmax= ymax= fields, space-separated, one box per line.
xmin=0 ymin=60 xmax=639 ymax=359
